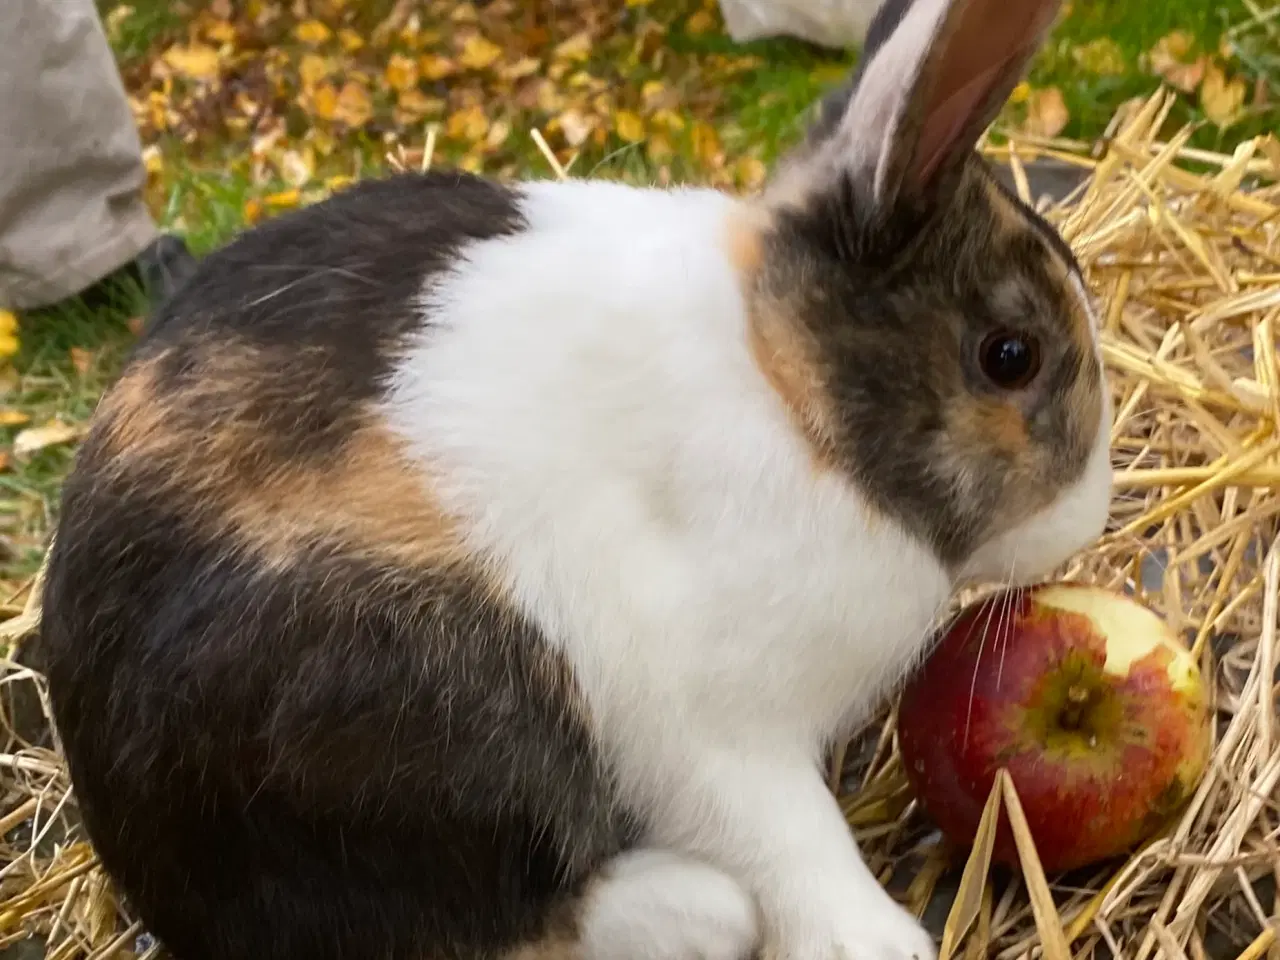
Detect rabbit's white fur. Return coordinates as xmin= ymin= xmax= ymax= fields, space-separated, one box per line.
xmin=576 ymin=850 xmax=760 ymax=960
xmin=381 ymin=177 xmax=1112 ymax=960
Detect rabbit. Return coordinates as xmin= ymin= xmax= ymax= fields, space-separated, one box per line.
xmin=38 ymin=0 xmax=1115 ymax=956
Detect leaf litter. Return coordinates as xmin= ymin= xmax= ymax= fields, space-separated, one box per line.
xmin=118 ymin=0 xmax=781 ymax=208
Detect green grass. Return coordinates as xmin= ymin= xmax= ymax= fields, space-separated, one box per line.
xmin=1 ymin=279 xmax=147 ymax=581
xmin=2 ymin=0 xmax=1272 ymax=588
xmin=1026 ymin=0 xmax=1269 ymax=150
xmin=95 ymin=0 xmax=182 ymax=64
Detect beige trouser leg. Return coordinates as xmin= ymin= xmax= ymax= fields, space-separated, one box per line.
xmin=0 ymin=0 xmax=158 ymax=311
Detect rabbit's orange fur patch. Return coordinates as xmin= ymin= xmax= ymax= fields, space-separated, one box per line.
xmin=92 ymin=343 xmax=476 ymax=575
xmin=724 ymin=211 xmax=766 ymax=276
xmin=216 ymin=426 xmax=470 ymax=572
xmin=966 ymin=397 xmax=1029 ymax=455
xmin=91 ymin=353 xmax=171 ymax=460
xmin=497 ymin=902 xmax=584 ymax=960
xmin=746 ymin=304 xmax=839 ymax=472
xmin=728 ymin=211 xmax=842 ymax=473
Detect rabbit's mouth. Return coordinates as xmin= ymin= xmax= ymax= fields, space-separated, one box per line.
xmin=956 ymin=392 xmax=1114 ymax=590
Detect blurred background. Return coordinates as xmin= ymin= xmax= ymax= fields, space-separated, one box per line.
xmin=0 ymin=0 xmax=1275 ymax=587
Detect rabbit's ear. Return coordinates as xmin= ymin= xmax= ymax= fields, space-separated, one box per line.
xmin=814 ymin=0 xmax=1062 ymax=214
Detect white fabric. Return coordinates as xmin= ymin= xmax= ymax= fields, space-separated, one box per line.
xmin=717 ymin=0 xmax=883 ymax=48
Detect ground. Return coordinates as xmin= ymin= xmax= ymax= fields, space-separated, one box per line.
xmin=0 ymin=0 xmax=1275 ymax=594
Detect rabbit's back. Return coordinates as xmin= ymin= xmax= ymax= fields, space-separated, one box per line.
xmin=39 ymin=172 xmax=639 ymax=960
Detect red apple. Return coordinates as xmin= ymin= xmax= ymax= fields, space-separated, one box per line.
xmin=897 ymin=582 xmax=1211 ymax=874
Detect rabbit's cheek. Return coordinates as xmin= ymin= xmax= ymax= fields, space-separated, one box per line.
xmin=960 ymin=391 xmax=1113 ymax=586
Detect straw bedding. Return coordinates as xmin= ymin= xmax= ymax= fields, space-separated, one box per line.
xmin=0 ymin=89 xmax=1277 ymax=959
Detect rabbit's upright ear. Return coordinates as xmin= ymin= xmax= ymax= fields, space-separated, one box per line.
xmin=788 ymin=0 xmax=1063 ymax=217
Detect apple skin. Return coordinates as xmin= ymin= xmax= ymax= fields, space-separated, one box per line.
xmin=897 ymin=582 xmax=1211 ymax=874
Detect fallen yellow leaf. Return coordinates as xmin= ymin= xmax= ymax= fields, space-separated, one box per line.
xmin=205 ymin=19 xmax=236 ymax=44
xmin=146 ymin=90 xmax=169 ymax=132
xmin=555 ymin=108 xmax=594 ymax=148
xmin=0 ymin=410 xmax=30 ymax=427
xmin=1146 ymin=31 xmax=1206 ymax=93
xmin=1008 ymin=81 xmax=1031 ymax=105
xmin=686 ymin=9 xmax=717 ymax=34
xmin=420 ymin=54 xmax=457 ymax=81
xmin=298 ymin=53 xmax=331 ymax=91
xmin=1260 ymin=134 xmax=1280 ymax=176
xmin=450 ymin=2 xmax=479 ymax=24
xmin=446 ymin=104 xmax=489 ymax=143
xmin=396 ymin=89 xmax=442 ymax=121
xmin=554 ymin=32 xmax=593 ymax=63
xmin=641 ymin=81 xmax=669 ymax=112
xmin=632 ymin=20 xmax=668 ymax=65
xmin=161 ymin=43 xmax=221 ymax=81
xmin=13 ymin=419 xmax=81 ymax=458
xmin=500 ymin=56 xmax=542 ymax=81
xmin=485 ymin=120 xmax=511 ymax=150
xmin=1201 ymin=64 xmax=1246 ymax=127
xmin=1023 ymin=86 xmax=1070 ymax=138
xmin=397 ymin=22 xmax=424 ymax=48
xmin=309 ymin=82 xmax=339 ymax=121
xmin=264 ymin=190 xmax=301 ymax=209
xmin=1071 ymin=37 xmax=1125 ymax=76
xmin=735 ymin=156 xmax=768 ymax=190
xmin=294 ymin=19 xmax=332 ymax=46
xmin=536 ymin=80 xmax=566 ymax=113
xmin=338 ymin=28 xmax=364 ymax=52
xmin=651 ymin=109 xmax=686 ymax=131
xmin=141 ymin=144 xmax=164 ymax=176
xmin=279 ymin=149 xmax=315 ymax=188
xmin=334 ymin=81 xmax=373 ymax=128
xmin=105 ymin=4 xmax=134 ymax=42
xmin=691 ymin=120 xmax=723 ymax=169
xmin=309 ymin=127 xmax=336 ymax=156
xmin=385 ymin=53 xmax=419 ymax=92
xmin=568 ymin=70 xmax=601 ymax=91
xmin=614 ymin=110 xmax=646 ymax=143
xmin=646 ymin=133 xmax=675 ymax=162
xmin=460 ymin=34 xmax=503 ymax=71
xmin=0 ymin=311 xmax=17 ymax=337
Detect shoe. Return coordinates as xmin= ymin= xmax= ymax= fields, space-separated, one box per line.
xmin=135 ymin=234 xmax=199 ymax=308
xmin=69 ymin=233 xmax=199 ymax=317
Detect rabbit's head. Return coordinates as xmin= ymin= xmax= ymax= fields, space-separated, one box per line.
xmin=734 ymin=0 xmax=1112 ymax=585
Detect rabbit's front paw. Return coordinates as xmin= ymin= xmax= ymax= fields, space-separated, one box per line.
xmin=769 ymin=883 xmax=936 ymax=960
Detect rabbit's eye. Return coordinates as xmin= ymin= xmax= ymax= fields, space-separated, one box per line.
xmin=979 ymin=331 xmax=1041 ymax=390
